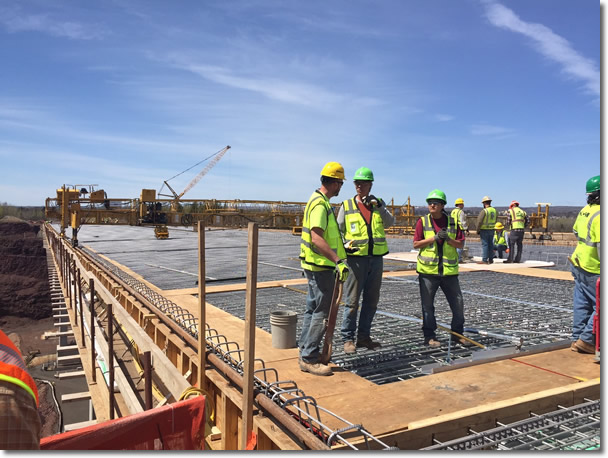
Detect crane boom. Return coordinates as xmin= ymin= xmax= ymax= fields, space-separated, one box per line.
xmin=178 ymin=145 xmax=231 ymax=199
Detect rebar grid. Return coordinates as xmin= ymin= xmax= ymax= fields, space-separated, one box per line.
xmin=79 ymin=245 xmax=393 ymax=450
xmin=422 ymin=399 xmax=600 ymax=450
xmin=207 ymin=272 xmax=574 ymax=385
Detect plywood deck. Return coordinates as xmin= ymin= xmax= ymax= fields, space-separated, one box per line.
xmin=164 ymin=264 xmax=597 ymax=439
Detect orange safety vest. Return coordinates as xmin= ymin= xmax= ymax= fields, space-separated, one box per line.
xmin=0 ymin=330 xmax=39 ymax=406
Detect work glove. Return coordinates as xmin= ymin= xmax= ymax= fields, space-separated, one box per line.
xmin=364 ymin=195 xmax=382 ymax=208
xmin=335 ymin=260 xmax=350 ymax=282
xmin=344 ymin=240 xmax=360 ymax=254
xmin=434 ymin=228 xmax=448 ymax=241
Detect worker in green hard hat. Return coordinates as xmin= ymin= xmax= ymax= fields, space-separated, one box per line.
xmin=337 ymin=167 xmax=395 ymax=354
xmin=569 ymin=175 xmax=600 ymax=355
xmin=413 ymin=189 xmax=467 ymax=348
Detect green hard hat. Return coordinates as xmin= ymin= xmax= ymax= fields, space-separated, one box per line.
xmin=353 ymin=167 xmax=374 ymax=181
xmin=426 ymin=189 xmax=447 ymax=204
xmin=586 ymin=175 xmax=600 ymax=193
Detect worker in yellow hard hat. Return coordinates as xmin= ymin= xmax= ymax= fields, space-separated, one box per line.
xmin=505 ymin=200 xmax=530 ymax=263
xmin=569 ymin=175 xmax=600 ymax=355
xmin=476 ymin=196 xmax=496 ymax=264
xmin=298 ymin=161 xmax=348 ymax=376
xmin=492 ymin=222 xmax=508 ymax=260
xmin=451 ymin=198 xmax=469 ymax=263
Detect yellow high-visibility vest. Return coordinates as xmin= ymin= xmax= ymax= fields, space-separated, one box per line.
xmin=341 ymin=198 xmax=388 ymax=256
xmin=300 ymin=191 xmax=346 ymax=271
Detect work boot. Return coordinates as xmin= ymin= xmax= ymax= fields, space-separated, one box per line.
xmin=570 ymin=341 xmax=578 ymax=352
xmin=425 ymin=338 xmax=441 ymax=348
xmin=451 ymin=336 xmax=470 ymax=346
xmin=299 ymin=360 xmax=332 ymax=376
xmin=573 ymin=339 xmax=595 ymax=354
xmin=344 ymin=341 xmax=356 ymax=354
xmin=356 ymin=337 xmax=381 ymax=350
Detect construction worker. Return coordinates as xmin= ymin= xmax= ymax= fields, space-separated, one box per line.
xmin=569 ymin=175 xmax=600 ymax=354
xmin=451 ymin=198 xmax=469 ymax=263
xmin=493 ymin=222 xmax=508 ymax=259
xmin=0 ymin=329 xmax=41 ymax=450
xmin=298 ymin=162 xmax=349 ymax=376
xmin=505 ymin=200 xmax=530 ymax=263
xmin=476 ymin=196 xmax=496 ymax=264
xmin=337 ymin=167 xmax=395 ymax=354
xmin=413 ymin=189 xmax=466 ymax=348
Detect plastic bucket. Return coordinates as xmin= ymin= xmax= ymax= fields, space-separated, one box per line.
xmin=270 ymin=310 xmax=298 ymax=349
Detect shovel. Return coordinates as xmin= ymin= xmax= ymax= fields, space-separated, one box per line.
xmin=319 ymin=275 xmax=344 ymax=365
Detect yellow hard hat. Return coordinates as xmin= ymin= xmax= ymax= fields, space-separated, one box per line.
xmin=481 ymin=196 xmax=492 ymax=203
xmin=320 ymin=162 xmax=345 ymax=180
xmin=454 ymin=198 xmax=464 ymax=205
xmin=495 ymin=222 xmax=504 ymax=230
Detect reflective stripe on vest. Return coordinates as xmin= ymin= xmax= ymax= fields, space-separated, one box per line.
xmin=299 ymin=191 xmax=346 ymax=270
xmin=416 ymin=214 xmax=459 ymax=276
xmin=494 ymin=231 xmax=506 ymax=245
xmin=0 ymin=331 xmax=38 ymax=406
xmin=509 ymin=207 xmax=526 ymax=230
xmin=572 ymin=204 xmax=600 ymax=274
xmin=451 ymin=208 xmax=463 ymax=230
xmin=342 ymin=198 xmax=388 ymax=256
xmin=480 ymin=207 xmax=497 ymax=230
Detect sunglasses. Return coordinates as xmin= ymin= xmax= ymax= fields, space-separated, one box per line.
xmin=428 ymin=201 xmax=443 ymax=206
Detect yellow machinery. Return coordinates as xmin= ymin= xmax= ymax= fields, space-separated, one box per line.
xmin=154 ymin=225 xmax=169 ymax=239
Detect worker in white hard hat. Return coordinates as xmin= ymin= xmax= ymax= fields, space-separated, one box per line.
xmin=476 ymin=196 xmax=497 ymax=264
xmin=492 ymin=222 xmax=509 ymax=260
xmin=451 ymin=198 xmax=468 ymax=263
xmin=298 ymin=161 xmax=349 ymax=376
xmin=505 ymin=200 xmax=530 ymax=263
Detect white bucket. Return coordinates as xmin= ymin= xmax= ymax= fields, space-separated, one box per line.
xmin=270 ymin=310 xmax=297 ymax=349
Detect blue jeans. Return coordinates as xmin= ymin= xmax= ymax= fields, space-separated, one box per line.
xmin=299 ymin=269 xmax=335 ymax=363
xmin=480 ymin=230 xmax=494 ymax=262
xmin=418 ymin=274 xmax=465 ymax=340
xmin=507 ymin=229 xmax=524 ymax=262
xmin=456 ymin=240 xmax=466 ymax=262
xmin=341 ymin=256 xmax=383 ymax=342
xmin=493 ymin=244 xmax=507 ymax=258
xmin=570 ymin=264 xmax=599 ymax=345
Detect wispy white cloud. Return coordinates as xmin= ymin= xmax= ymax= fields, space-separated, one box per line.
xmin=482 ymin=1 xmax=599 ymax=97
xmin=0 ymin=7 xmax=104 ymax=40
xmin=434 ymin=114 xmax=454 ymax=122
xmin=470 ymin=123 xmax=515 ymax=137
xmin=168 ymin=59 xmax=382 ymax=110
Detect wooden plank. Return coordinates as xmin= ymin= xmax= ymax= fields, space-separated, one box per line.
xmin=221 ymin=395 xmax=240 ymax=450
xmin=57 ymin=370 xmax=86 ymax=379
xmin=64 ymin=420 xmax=97 ymax=431
xmin=57 ymin=344 xmax=79 ymax=352
xmin=57 ymin=355 xmax=81 ymax=364
xmin=62 ymin=391 xmax=91 ymax=402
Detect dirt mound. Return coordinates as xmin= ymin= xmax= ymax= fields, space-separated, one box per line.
xmin=0 ymin=220 xmax=50 ymax=320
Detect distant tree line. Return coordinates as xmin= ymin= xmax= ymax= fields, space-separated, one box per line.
xmin=0 ymin=203 xmax=45 ymax=221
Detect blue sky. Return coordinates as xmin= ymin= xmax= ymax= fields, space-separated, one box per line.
xmin=0 ymin=0 xmax=601 ymax=208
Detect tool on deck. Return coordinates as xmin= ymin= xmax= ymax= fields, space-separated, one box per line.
xmin=319 ymin=276 xmax=344 ymax=365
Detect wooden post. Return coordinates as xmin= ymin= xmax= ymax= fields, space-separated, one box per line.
xmin=144 ymin=351 xmax=152 ymax=410
xmin=89 ymin=278 xmax=96 ymax=383
xmin=241 ymin=222 xmax=258 ymax=450
xmin=78 ymin=269 xmax=85 ymax=346
xmin=197 ymin=220 xmax=206 ymax=390
xmin=67 ymin=254 xmax=72 ymax=309
xmin=72 ymin=259 xmax=78 ymax=325
xmin=108 ymin=302 xmax=115 ymax=419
